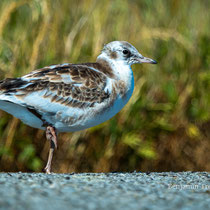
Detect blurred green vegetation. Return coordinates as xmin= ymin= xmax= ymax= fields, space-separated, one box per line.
xmin=0 ymin=0 xmax=209 ymax=172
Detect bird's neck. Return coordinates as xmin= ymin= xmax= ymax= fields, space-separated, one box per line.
xmin=96 ymin=54 xmax=133 ymax=82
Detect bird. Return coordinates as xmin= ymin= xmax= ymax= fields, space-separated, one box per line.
xmin=0 ymin=41 xmax=157 ymax=173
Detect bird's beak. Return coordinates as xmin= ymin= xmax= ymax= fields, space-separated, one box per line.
xmin=135 ymin=54 xmax=157 ymax=64
xmin=139 ymin=56 xmax=157 ymax=64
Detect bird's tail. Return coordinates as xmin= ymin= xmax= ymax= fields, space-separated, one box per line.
xmin=0 ymin=78 xmax=27 ymax=94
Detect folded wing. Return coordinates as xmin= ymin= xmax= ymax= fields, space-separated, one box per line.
xmin=0 ymin=63 xmax=111 ymax=129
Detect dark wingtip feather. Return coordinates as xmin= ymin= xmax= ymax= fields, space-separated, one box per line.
xmin=0 ymin=78 xmax=28 ymax=93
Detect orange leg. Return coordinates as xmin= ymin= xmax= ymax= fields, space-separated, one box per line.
xmin=44 ymin=126 xmax=57 ymax=174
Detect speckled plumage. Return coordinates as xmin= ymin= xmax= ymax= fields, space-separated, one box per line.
xmin=0 ymin=61 xmax=128 ymax=132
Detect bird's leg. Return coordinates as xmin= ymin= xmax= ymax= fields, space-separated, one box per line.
xmin=44 ymin=126 xmax=57 ymax=174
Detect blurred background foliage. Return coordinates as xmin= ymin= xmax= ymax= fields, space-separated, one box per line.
xmin=0 ymin=0 xmax=209 ymax=173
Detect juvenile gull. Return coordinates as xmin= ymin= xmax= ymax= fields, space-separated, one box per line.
xmin=0 ymin=41 xmax=157 ymax=173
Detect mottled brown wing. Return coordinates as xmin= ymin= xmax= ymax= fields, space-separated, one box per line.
xmin=1 ymin=63 xmax=110 ymax=108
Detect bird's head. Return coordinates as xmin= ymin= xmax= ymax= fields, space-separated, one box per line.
xmin=97 ymin=41 xmax=157 ymax=66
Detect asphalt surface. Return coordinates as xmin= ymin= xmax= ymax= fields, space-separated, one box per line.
xmin=0 ymin=172 xmax=209 ymax=210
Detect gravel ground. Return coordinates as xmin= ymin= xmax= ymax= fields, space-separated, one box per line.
xmin=0 ymin=172 xmax=209 ymax=210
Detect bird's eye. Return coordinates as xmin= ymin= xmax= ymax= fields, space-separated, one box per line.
xmin=123 ymin=49 xmax=129 ymax=55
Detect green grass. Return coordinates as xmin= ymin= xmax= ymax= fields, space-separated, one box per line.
xmin=0 ymin=0 xmax=209 ymax=172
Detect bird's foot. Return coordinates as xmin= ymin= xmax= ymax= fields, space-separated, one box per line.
xmin=44 ymin=165 xmax=51 ymax=174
